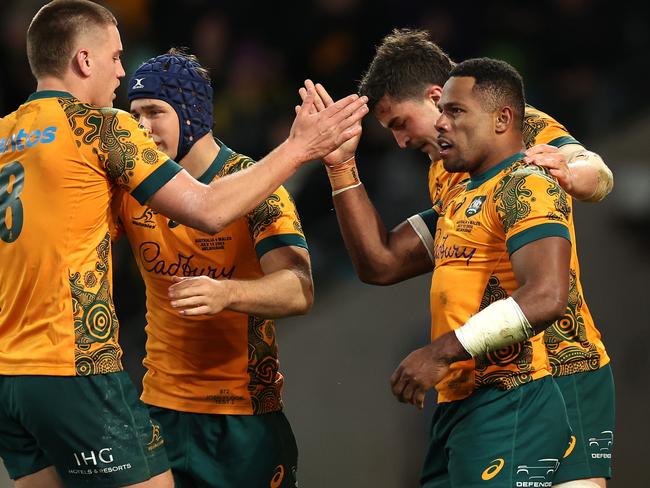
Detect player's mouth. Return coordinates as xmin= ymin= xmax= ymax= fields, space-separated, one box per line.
xmin=437 ymin=137 xmax=453 ymax=157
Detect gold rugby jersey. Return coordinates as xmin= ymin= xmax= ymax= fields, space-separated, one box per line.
xmin=116 ymin=142 xmax=307 ymax=415
xmin=0 ymin=91 xmax=180 ymax=376
xmin=426 ymin=107 xmax=608 ymax=379
xmin=410 ymin=153 xmax=573 ymax=402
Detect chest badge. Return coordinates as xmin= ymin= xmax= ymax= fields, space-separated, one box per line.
xmin=465 ymin=195 xmax=486 ymax=217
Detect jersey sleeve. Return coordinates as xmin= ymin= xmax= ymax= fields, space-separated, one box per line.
xmin=91 ymin=109 xmax=183 ymax=204
xmin=494 ymin=167 xmax=572 ymax=255
xmin=248 ymin=184 xmax=308 ymax=259
xmin=523 ymin=106 xmax=581 ymax=149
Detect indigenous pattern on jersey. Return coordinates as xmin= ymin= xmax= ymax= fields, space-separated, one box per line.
xmin=116 ymin=142 xmax=307 ymax=415
xmin=0 ymin=91 xmax=180 ymax=376
xmin=413 ymin=153 xmax=572 ymax=402
xmin=426 ymin=106 xmax=608 ymax=379
xmin=544 ymin=262 xmax=609 ymax=375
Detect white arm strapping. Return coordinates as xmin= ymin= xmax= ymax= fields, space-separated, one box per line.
xmin=407 ymin=214 xmax=435 ymax=264
xmin=454 ymin=297 xmax=534 ymax=358
xmin=568 ymin=150 xmax=613 ymax=202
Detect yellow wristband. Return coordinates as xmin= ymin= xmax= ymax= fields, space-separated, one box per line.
xmin=325 ymin=157 xmax=361 ymax=192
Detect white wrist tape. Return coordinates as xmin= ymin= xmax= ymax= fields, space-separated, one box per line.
xmin=454 ymin=297 xmax=534 ymax=358
xmin=553 ymin=481 xmax=603 ymax=488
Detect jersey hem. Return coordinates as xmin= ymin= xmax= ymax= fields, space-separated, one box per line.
xmin=141 ymin=392 xmax=272 ymax=415
xmin=0 ymin=365 xmax=76 ymax=376
xmin=551 ymin=356 xmax=611 ymax=377
xmin=436 ymin=369 xmax=551 ymax=403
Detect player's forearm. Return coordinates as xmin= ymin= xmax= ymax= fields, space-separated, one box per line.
xmin=224 ymin=269 xmax=314 ymax=318
xmin=197 ymin=141 xmax=303 ymax=234
xmin=432 ymin=331 xmax=472 ymax=364
xmin=333 ymin=187 xmax=405 ymax=285
xmin=565 ymin=149 xmax=613 ymax=202
xmin=511 ymin=284 xmax=568 ymax=334
xmin=454 ymin=269 xmax=569 ymax=359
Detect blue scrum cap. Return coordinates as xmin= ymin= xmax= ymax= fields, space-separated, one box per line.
xmin=127 ymin=53 xmax=213 ymax=161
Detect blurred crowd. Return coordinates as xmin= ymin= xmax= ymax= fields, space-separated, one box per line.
xmin=0 ymin=0 xmax=647 ymax=299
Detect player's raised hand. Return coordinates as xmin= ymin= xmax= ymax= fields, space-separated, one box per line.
xmin=524 ymin=144 xmax=574 ymax=194
xmin=288 ymin=83 xmax=368 ymax=163
xmin=297 ymin=80 xmax=362 ymax=167
xmin=168 ymin=276 xmax=230 ymax=316
xmin=390 ymin=343 xmax=451 ymax=410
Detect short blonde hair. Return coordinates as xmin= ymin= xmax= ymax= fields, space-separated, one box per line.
xmin=27 ymin=0 xmax=117 ymax=78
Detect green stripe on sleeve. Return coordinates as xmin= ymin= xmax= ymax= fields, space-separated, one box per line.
xmin=418 ymin=208 xmax=439 ymax=235
xmin=131 ymin=159 xmax=183 ymax=204
xmin=507 ymin=223 xmax=571 ymax=255
xmin=547 ymin=136 xmax=581 ymax=148
xmin=255 ymin=234 xmax=308 ymax=259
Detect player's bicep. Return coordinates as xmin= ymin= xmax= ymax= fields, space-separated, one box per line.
xmin=147 ymin=169 xmax=211 ymax=231
xmin=259 ymin=246 xmax=312 ymax=278
xmin=510 ymin=237 xmax=571 ymax=291
xmin=392 ymin=212 xmax=436 ymax=277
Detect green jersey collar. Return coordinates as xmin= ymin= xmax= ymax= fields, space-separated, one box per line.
xmin=197 ymin=139 xmax=234 ymax=184
xmin=26 ymin=90 xmax=75 ymax=102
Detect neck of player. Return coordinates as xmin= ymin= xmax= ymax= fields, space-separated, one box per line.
xmin=471 ymin=137 xmax=526 ymax=177
xmin=178 ymin=133 xmax=220 ymax=179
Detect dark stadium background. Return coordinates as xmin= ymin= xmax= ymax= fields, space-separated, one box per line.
xmin=1 ymin=1 xmax=648 ymax=486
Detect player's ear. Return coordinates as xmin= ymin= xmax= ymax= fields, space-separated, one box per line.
xmin=494 ymin=106 xmax=513 ymax=134
xmin=74 ymin=49 xmax=92 ymax=77
xmin=426 ymin=85 xmax=443 ymax=105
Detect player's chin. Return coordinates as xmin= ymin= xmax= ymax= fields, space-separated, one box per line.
xmin=442 ymin=156 xmax=464 ymax=173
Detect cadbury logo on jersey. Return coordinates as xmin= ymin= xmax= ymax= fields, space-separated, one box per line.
xmin=0 ymin=127 xmax=56 ymax=154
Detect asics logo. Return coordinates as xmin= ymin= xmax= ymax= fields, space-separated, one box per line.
xmin=270 ymin=464 xmax=284 ymax=487
xmin=132 ymin=78 xmax=145 ymax=89
xmin=563 ymin=435 xmax=577 ymax=458
xmin=481 ymin=458 xmax=505 ymax=480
